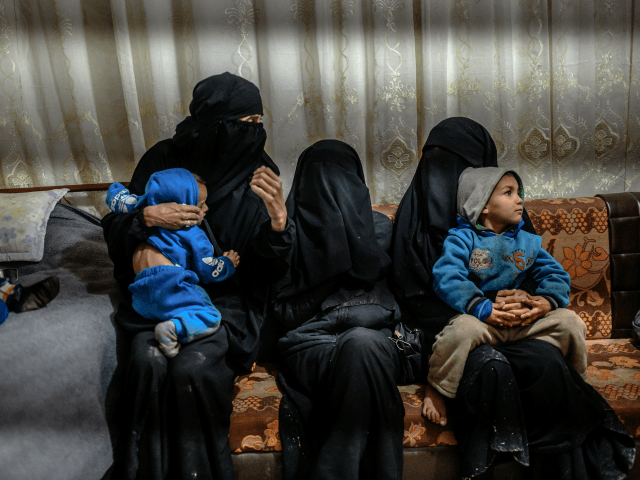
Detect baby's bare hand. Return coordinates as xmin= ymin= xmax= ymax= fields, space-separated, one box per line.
xmin=223 ymin=250 xmax=241 ymax=268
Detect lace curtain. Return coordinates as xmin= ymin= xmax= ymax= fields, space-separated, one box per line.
xmin=1 ymin=0 xmax=638 ymax=213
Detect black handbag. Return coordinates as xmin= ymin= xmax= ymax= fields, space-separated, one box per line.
xmin=389 ymin=322 xmax=426 ymax=385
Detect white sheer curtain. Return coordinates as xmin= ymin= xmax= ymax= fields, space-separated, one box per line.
xmin=1 ymin=0 xmax=638 ymax=213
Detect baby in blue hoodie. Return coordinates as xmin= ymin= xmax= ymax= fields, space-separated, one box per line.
xmin=423 ymin=167 xmax=587 ymax=426
xmin=106 ymin=168 xmax=239 ymax=357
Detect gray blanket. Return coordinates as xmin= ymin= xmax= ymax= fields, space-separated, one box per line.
xmin=0 ymin=204 xmax=122 ymax=480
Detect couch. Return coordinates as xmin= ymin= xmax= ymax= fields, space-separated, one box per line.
xmin=229 ymin=193 xmax=640 ymax=480
xmin=1 ymin=193 xmax=638 ymax=480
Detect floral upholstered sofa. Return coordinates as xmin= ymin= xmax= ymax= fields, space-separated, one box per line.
xmin=229 ymin=192 xmax=640 ymax=480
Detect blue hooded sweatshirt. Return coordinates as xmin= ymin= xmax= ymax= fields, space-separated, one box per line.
xmin=134 ymin=168 xmax=234 ymax=283
xmin=431 ymin=167 xmax=571 ymax=322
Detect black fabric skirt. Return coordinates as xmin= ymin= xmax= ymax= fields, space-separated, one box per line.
xmin=276 ymin=289 xmax=405 ymax=480
xmin=104 ymin=324 xmax=240 ymax=480
xmin=449 ymin=339 xmax=635 ymax=479
xmin=278 ymin=326 xmax=404 ymax=480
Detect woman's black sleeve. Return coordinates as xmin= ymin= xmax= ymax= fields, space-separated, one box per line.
xmin=101 ymin=209 xmax=153 ymax=302
xmin=101 ymin=139 xmax=177 ymax=300
xmin=247 ymin=218 xmax=295 ymax=284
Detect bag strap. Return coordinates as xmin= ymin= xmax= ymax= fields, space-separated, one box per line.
xmin=203 ymin=220 xmax=224 ymax=257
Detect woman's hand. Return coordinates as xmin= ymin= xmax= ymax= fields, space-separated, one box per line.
xmin=142 ymin=203 xmax=205 ymax=230
xmin=250 ymin=166 xmax=287 ymax=231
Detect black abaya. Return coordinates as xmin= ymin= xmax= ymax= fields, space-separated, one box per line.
xmin=451 ymin=340 xmax=635 ymax=479
xmin=279 ymin=327 xmax=404 ymax=480
xmin=389 ymin=117 xmax=635 ymax=478
xmin=389 ymin=117 xmax=536 ymax=352
xmin=271 ymin=140 xmax=405 ymax=480
xmin=110 ymin=327 xmax=237 ymax=480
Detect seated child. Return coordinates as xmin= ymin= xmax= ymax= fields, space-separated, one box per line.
xmin=423 ymin=167 xmax=587 ymax=426
xmin=107 ymin=168 xmax=240 ymax=357
xmin=0 ymin=275 xmax=60 ymax=324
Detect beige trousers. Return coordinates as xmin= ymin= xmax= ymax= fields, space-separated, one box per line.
xmin=427 ymin=308 xmax=588 ymax=398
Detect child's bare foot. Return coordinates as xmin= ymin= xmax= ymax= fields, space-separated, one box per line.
xmin=422 ymin=384 xmax=448 ymax=426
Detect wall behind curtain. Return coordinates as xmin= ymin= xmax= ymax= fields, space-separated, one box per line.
xmin=1 ymin=0 xmax=638 ymax=210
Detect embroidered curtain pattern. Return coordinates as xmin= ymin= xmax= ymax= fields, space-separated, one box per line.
xmin=1 ymin=0 xmax=638 ymax=205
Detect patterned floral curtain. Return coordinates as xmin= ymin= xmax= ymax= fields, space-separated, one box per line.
xmin=1 ymin=0 xmax=638 ymax=209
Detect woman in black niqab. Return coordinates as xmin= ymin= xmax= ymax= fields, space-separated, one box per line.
xmin=101 ymin=72 xmax=293 ymax=480
xmin=390 ymin=117 xmax=536 ymax=349
xmin=127 ymin=71 xmax=280 ymax=256
xmin=277 ymin=139 xmax=387 ymax=299
xmin=271 ymin=140 xmax=405 ymax=480
xmin=389 ymin=117 xmax=634 ymax=478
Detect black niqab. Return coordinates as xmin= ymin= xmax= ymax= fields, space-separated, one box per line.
xmin=173 ymin=71 xmax=264 ymax=146
xmin=277 ymin=139 xmax=388 ymax=299
xmin=390 ymin=117 xmax=535 ymax=341
xmin=127 ymin=72 xmax=278 ymax=256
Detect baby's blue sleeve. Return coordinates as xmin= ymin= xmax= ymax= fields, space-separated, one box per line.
xmin=199 ymin=255 xmax=235 ymax=283
xmin=189 ymin=228 xmax=235 ymax=283
xmin=106 ymin=183 xmax=140 ymax=213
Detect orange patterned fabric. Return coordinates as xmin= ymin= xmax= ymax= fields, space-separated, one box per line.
xmin=524 ymin=197 xmax=611 ymax=339
xmin=585 ymin=339 xmax=640 ymax=438
xmin=230 ymin=364 xmax=282 ymax=453
xmin=376 ymin=199 xmax=612 ymax=339
xmin=231 ymin=338 xmax=640 ymax=453
xmin=228 ymin=366 xmax=460 ymax=453
xmin=398 ymin=384 xmax=457 ymax=448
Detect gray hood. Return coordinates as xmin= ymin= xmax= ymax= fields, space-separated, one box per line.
xmin=457 ymin=167 xmax=524 ymax=229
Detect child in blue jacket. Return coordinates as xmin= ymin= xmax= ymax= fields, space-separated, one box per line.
xmin=423 ymin=167 xmax=587 ymax=426
xmin=106 ymin=168 xmax=239 ymax=357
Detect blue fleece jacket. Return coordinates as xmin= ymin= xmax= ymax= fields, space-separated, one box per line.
xmin=432 ymin=217 xmax=570 ymax=322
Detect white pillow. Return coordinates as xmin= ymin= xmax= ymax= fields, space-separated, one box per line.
xmin=0 ymin=189 xmax=69 ymax=262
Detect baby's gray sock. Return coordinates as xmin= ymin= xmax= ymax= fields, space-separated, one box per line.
xmin=155 ymin=320 xmax=181 ymax=358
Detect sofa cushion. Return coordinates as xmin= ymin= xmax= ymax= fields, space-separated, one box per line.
xmin=231 ymin=336 xmax=640 ymax=456
xmin=586 ymin=338 xmax=640 ymax=437
xmin=228 ymin=365 xmax=458 ymax=453
xmin=524 ymin=197 xmax=611 ymax=339
xmin=230 ymin=364 xmax=282 ymax=453
xmin=597 ymin=192 xmax=640 ymax=339
xmin=230 ymin=199 xmax=638 ymax=456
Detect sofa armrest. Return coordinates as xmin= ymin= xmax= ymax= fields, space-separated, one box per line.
xmin=597 ymin=192 xmax=640 ymax=338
